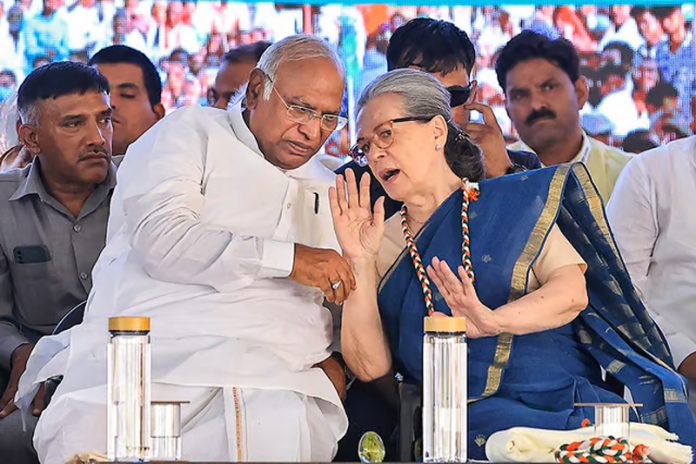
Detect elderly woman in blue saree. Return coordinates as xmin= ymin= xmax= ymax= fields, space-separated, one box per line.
xmin=329 ymin=69 xmax=696 ymax=461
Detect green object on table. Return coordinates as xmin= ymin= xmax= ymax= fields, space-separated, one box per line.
xmin=358 ymin=431 xmax=386 ymax=463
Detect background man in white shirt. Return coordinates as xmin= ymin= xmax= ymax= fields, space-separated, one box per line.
xmin=19 ymin=35 xmax=353 ymax=463
xmin=607 ymin=135 xmax=696 ymax=413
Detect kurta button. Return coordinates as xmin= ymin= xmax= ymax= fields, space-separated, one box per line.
xmin=80 ymin=272 xmax=88 ymax=280
xmin=286 ymin=203 xmax=292 ymax=209
xmin=73 ymin=224 xmax=82 ymax=232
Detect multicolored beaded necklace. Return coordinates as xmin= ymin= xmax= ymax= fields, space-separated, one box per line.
xmin=399 ymin=179 xmax=480 ymax=316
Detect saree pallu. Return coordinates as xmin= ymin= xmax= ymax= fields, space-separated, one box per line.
xmin=377 ymin=164 xmax=696 ymax=460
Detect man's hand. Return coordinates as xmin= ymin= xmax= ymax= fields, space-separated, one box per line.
xmin=315 ymin=356 xmax=346 ymax=401
xmin=0 ymin=343 xmax=33 ymax=419
xmin=463 ymin=102 xmax=512 ymax=178
xmin=289 ymin=244 xmax=356 ymax=305
xmin=678 ymin=351 xmax=696 ymax=384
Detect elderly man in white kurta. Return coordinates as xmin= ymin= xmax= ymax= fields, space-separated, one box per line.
xmin=17 ymin=35 xmax=354 ymax=463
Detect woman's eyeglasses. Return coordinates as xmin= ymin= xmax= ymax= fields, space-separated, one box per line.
xmin=349 ymin=116 xmax=435 ymax=167
xmin=447 ymin=83 xmax=474 ymax=107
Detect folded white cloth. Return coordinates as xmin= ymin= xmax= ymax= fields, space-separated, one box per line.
xmin=485 ymin=423 xmax=693 ymax=464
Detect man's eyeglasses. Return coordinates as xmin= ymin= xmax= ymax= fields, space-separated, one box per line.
xmin=349 ymin=116 xmax=435 ymax=167
xmin=264 ymin=73 xmax=348 ymax=132
xmin=447 ymin=83 xmax=474 ymax=107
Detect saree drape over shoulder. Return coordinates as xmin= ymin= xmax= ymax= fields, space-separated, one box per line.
xmin=377 ymin=164 xmax=696 ymax=460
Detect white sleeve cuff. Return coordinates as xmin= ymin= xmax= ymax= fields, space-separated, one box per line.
xmin=258 ymin=240 xmax=295 ymax=279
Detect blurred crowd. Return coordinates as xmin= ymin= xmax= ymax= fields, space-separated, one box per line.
xmin=0 ymin=1 xmax=694 ymax=149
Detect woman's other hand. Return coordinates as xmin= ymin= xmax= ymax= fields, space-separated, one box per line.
xmin=329 ymin=168 xmax=385 ymax=262
xmin=427 ymin=257 xmax=502 ymax=338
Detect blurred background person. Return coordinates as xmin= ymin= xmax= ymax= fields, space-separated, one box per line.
xmin=89 ymin=44 xmax=164 ymax=156
xmin=207 ymin=40 xmax=270 ymax=110
xmin=23 ymin=0 xmax=69 ymax=69
xmin=621 ymin=129 xmax=658 ymax=154
xmin=498 ymin=30 xmax=631 ymax=200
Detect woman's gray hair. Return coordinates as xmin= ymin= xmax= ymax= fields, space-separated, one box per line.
xmin=357 ymin=68 xmax=452 ymax=122
xmin=357 ymin=69 xmax=484 ymax=181
xmin=256 ymin=34 xmax=345 ymax=100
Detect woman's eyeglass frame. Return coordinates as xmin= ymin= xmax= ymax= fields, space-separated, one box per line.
xmin=349 ymin=115 xmax=436 ymax=167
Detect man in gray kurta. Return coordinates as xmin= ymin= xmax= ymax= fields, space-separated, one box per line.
xmin=0 ymin=61 xmax=116 ymax=464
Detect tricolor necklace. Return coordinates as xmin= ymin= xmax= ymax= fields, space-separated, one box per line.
xmin=399 ymin=179 xmax=480 ymax=316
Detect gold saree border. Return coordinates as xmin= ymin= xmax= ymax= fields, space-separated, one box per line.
xmin=478 ymin=166 xmax=571 ymax=399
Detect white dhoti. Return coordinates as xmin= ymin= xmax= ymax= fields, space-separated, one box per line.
xmin=34 ymin=383 xmax=343 ymax=463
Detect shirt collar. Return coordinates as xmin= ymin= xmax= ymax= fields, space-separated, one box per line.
xmin=227 ymin=102 xmax=264 ymax=159
xmin=9 ymin=157 xmax=118 ymax=203
xmin=518 ymin=130 xmax=591 ymax=167
xmin=573 ymin=131 xmax=592 ymax=164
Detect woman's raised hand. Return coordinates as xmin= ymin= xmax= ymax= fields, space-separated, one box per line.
xmin=426 ymin=257 xmax=503 ymax=338
xmin=329 ymin=169 xmax=386 ymax=262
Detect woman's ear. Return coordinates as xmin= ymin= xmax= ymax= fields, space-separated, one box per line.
xmin=432 ymin=114 xmax=448 ymax=148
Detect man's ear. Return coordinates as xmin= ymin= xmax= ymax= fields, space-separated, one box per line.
xmin=574 ymin=75 xmax=589 ymax=109
xmin=18 ymin=124 xmax=41 ymax=155
xmin=152 ymin=102 xmax=165 ymax=120
xmin=245 ymin=68 xmax=266 ymax=110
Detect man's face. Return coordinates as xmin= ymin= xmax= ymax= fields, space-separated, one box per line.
xmin=610 ymin=6 xmax=631 ymax=26
xmin=504 ymin=58 xmax=587 ymax=152
xmin=635 ymin=60 xmax=659 ymax=91
xmin=661 ymin=9 xmax=684 ymax=36
xmin=22 ymin=91 xmax=113 ymax=186
xmin=209 ymin=59 xmax=256 ymax=109
xmin=94 ymin=63 xmax=163 ymax=155
xmin=636 ymin=11 xmax=663 ymax=45
xmin=245 ymin=57 xmax=344 ymax=170
xmin=428 ymin=65 xmax=475 ymax=129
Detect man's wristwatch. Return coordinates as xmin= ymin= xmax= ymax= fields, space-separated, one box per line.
xmin=505 ymin=162 xmax=528 ymax=175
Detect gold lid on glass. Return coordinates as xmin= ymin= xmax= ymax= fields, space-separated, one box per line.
xmin=424 ymin=316 xmax=467 ymax=333
xmin=109 ymin=316 xmax=150 ymax=332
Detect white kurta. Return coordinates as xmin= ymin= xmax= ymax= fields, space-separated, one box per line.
xmin=17 ymin=104 xmax=347 ymax=462
xmin=607 ymin=135 xmax=696 ymax=370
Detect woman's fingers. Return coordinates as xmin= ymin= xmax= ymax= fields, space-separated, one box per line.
xmin=359 ymin=172 xmax=371 ymax=209
xmin=335 ymin=174 xmax=348 ymax=213
xmin=457 ymin=266 xmax=476 ymax=296
xmin=328 ymin=187 xmax=341 ymax=219
xmin=373 ymin=196 xmax=386 ymax=225
xmin=437 ymin=259 xmax=467 ymax=297
xmin=345 ymin=168 xmax=360 ymax=209
xmin=426 ymin=265 xmax=449 ymax=297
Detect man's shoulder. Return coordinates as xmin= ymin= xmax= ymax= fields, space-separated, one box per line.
xmin=160 ymin=105 xmax=228 ymax=126
xmin=588 ymin=137 xmax=632 ymax=168
xmin=131 ymin=105 xmax=235 ymax=150
xmin=636 ymin=135 xmax=696 ymax=170
xmin=0 ymin=165 xmax=30 ymax=199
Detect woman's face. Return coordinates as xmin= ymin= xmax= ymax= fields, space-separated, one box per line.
xmin=356 ymin=93 xmax=445 ymax=202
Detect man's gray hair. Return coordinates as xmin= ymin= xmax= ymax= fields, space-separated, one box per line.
xmin=17 ymin=102 xmax=39 ymax=126
xmin=357 ymin=68 xmax=452 ymax=121
xmin=256 ymin=34 xmax=345 ymax=99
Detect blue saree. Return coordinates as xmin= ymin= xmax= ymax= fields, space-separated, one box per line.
xmin=377 ymin=164 xmax=696 ymax=460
